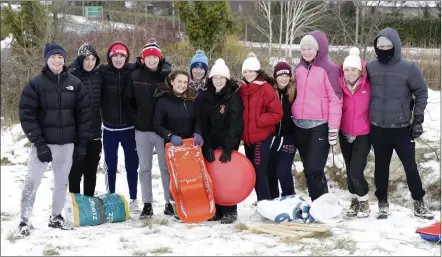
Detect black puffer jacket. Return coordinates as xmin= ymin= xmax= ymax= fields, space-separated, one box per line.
xmin=69 ymin=55 xmax=102 ymax=139
xmin=153 ymin=85 xmax=201 ymax=142
xmin=275 ymin=88 xmax=295 ymax=137
xmin=124 ymin=59 xmax=172 ymax=132
xmin=19 ymin=65 xmax=91 ymax=149
xmin=99 ymin=42 xmax=137 ymax=127
xmin=201 ymin=79 xmax=243 ymax=153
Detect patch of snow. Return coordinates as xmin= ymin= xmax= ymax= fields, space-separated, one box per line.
xmin=421 ymin=89 xmax=440 ymax=142
xmin=1 ymin=34 xmax=13 ymax=50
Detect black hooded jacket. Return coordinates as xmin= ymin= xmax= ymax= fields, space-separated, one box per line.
xmin=201 ymin=79 xmax=243 ymax=153
xmin=99 ymin=42 xmax=137 ymax=127
xmin=19 ymin=65 xmax=91 ymax=149
xmin=123 ymin=59 xmax=172 ymax=132
xmin=69 ymin=52 xmax=102 ymax=139
xmin=153 ymin=84 xmax=201 ymax=142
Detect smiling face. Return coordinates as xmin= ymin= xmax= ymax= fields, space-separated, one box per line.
xmin=212 ymin=75 xmax=227 ymax=92
xmin=47 ymin=54 xmax=64 ymax=74
xmin=171 ymin=74 xmax=189 ymax=94
xmin=83 ymin=54 xmax=97 ymax=72
xmin=242 ymin=70 xmax=258 ymax=83
xmin=276 ymin=74 xmax=290 ymax=90
xmin=191 ymin=67 xmax=206 ymax=82
xmin=111 ymin=54 xmax=126 ymax=69
xmin=144 ymin=55 xmax=160 ymax=70
xmin=344 ymin=67 xmax=362 ymax=84
xmin=301 ymin=46 xmax=318 ymax=62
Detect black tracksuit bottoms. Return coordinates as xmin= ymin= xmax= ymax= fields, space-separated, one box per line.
xmin=370 ymin=125 xmax=425 ymax=201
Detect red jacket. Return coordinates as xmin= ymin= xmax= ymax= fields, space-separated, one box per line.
xmin=239 ymin=79 xmax=283 ymax=145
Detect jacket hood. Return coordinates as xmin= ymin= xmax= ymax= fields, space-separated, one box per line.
xmin=69 ymin=54 xmax=101 ymax=74
xmin=310 ymin=30 xmax=330 ymax=65
xmin=374 ymin=28 xmax=402 ymax=64
xmin=106 ymin=41 xmax=130 ymax=66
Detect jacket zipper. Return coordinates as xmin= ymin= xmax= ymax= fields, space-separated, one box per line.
xmin=183 ymin=101 xmax=189 ymax=118
xmin=57 ymin=75 xmax=63 ymax=138
xmin=382 ymin=74 xmax=387 ymax=125
xmin=118 ymin=72 xmax=122 ymax=124
xmin=277 ymin=93 xmax=283 ymax=137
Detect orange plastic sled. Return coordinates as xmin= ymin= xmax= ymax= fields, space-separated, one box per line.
xmin=165 ymin=138 xmax=215 ymax=223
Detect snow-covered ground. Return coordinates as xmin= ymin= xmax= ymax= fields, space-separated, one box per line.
xmin=1 ymin=89 xmax=440 ymax=256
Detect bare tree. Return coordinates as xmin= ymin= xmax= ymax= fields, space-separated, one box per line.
xmin=247 ymin=1 xmax=273 ymax=55
xmin=283 ymin=1 xmax=327 ymax=57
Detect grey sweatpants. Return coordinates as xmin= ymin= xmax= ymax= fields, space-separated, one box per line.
xmin=135 ymin=130 xmax=171 ymax=203
xmin=20 ymin=143 xmax=74 ymax=222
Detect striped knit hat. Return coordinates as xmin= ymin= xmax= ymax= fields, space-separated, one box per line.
xmin=141 ymin=38 xmax=162 ymax=60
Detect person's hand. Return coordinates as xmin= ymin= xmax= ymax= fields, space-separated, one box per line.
xmin=219 ymin=149 xmax=232 ymax=163
xmin=328 ymin=129 xmax=338 ymax=146
xmin=193 ymin=133 xmax=204 ymax=147
xmin=35 ymin=144 xmax=52 ymax=163
xmin=73 ymin=146 xmax=86 ymax=162
xmin=410 ymin=115 xmax=424 ymax=139
xmin=203 ymin=148 xmax=215 ymax=162
xmin=170 ymin=135 xmax=183 ymax=146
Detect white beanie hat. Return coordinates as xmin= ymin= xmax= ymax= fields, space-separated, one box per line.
xmin=343 ymin=47 xmax=362 ymax=71
xmin=242 ymin=52 xmax=260 ymax=73
xmin=300 ymin=35 xmax=319 ymax=51
xmin=209 ymin=58 xmax=230 ymax=79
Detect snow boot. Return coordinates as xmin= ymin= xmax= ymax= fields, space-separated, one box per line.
xmin=414 ymin=199 xmax=434 ymax=220
xmin=357 ymin=200 xmax=370 ymax=218
xmin=48 ymin=215 xmax=73 ymax=230
xmin=221 ymin=212 xmax=238 ymax=224
xmin=376 ymin=200 xmax=390 ymax=219
xmin=18 ymin=221 xmax=31 ymax=237
xmin=140 ymin=203 xmax=153 ymax=220
xmin=346 ymin=198 xmax=359 ymax=217
xmin=164 ymin=203 xmax=174 ymax=216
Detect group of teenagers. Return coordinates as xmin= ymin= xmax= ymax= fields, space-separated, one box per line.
xmin=16 ymin=27 xmax=434 ymax=237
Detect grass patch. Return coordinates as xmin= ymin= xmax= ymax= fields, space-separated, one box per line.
xmin=294 ymin=170 xmax=307 ymax=192
xmin=304 ymin=230 xmax=333 ymax=239
xmin=1 ymin=157 xmax=11 ymax=166
xmin=132 ymin=250 xmax=148 ymax=256
xmin=235 ymin=222 xmax=249 ymax=232
xmin=1 ymin=211 xmax=16 ymax=221
xmin=24 ymin=141 xmax=32 ymax=147
xmin=154 ymin=218 xmax=169 ymax=226
xmin=327 ymin=165 xmax=347 ymax=190
xmin=1 ymin=20 xmax=10 ymax=41
xmin=42 ymin=247 xmax=60 ymax=256
xmin=334 ymin=238 xmax=357 ymax=254
xmin=149 ymin=246 xmax=172 ymax=254
xmin=426 ymin=180 xmax=441 ymax=202
xmin=143 ymin=228 xmax=160 ymax=235
xmin=119 ymin=236 xmax=130 ymax=243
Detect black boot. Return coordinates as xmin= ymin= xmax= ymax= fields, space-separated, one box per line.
xmin=140 ymin=203 xmax=153 ymax=219
xmin=48 ymin=215 xmax=73 ymax=230
xmin=221 ymin=212 xmax=238 ymax=224
xmin=376 ymin=200 xmax=390 ymax=219
xmin=208 ymin=212 xmax=222 ymax=221
xmin=164 ymin=203 xmax=174 ymax=216
xmin=414 ymin=199 xmax=434 ymax=220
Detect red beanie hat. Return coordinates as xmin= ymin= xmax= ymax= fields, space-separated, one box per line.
xmin=273 ymin=61 xmax=292 ymax=78
xmin=141 ymin=38 xmax=162 ymax=60
xmin=109 ymin=43 xmax=128 ymax=58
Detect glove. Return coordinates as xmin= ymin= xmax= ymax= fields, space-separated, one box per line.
xmin=203 ymin=148 xmax=215 ymax=162
xmin=328 ymin=128 xmax=338 ymax=146
xmin=73 ymin=146 xmax=86 ymax=162
xmin=193 ymin=133 xmax=204 ymax=147
xmin=219 ymin=149 xmax=232 ymax=163
xmin=410 ymin=114 xmax=424 ymax=139
xmin=170 ymin=135 xmax=183 ymax=146
xmin=35 ymin=144 xmax=52 ymax=163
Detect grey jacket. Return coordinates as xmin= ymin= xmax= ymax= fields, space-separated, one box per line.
xmin=366 ymin=28 xmax=428 ymax=128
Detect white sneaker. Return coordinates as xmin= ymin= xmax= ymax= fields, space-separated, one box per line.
xmin=129 ymin=199 xmax=141 ymax=213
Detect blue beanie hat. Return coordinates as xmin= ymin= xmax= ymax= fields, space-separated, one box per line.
xmin=44 ymin=43 xmax=66 ymax=64
xmin=190 ymin=50 xmax=209 ymax=78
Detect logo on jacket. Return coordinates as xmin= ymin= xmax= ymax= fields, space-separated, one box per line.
xmin=219 ymin=105 xmax=225 ymax=114
xmin=362 ymin=90 xmax=367 ymax=94
xmin=66 ymin=85 xmax=74 ymax=91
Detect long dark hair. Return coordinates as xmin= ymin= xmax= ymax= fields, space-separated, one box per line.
xmin=164 ymin=70 xmax=197 ymax=101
